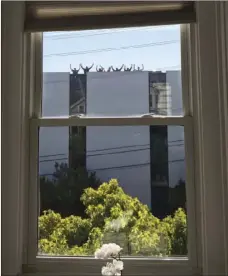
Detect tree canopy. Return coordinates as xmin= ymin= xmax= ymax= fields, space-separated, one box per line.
xmin=39 ymin=179 xmax=187 ymax=256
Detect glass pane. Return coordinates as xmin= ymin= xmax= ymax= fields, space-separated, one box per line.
xmin=38 ymin=125 xmax=187 ymax=257
xmin=42 ymin=25 xmax=183 ymax=117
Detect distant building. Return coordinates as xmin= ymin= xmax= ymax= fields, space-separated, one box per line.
xmin=70 ymin=97 xmax=85 ymax=115
xmin=40 ymin=69 xmax=185 ymax=216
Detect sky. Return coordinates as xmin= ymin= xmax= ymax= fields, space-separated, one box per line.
xmin=43 ymin=25 xmax=181 ymax=73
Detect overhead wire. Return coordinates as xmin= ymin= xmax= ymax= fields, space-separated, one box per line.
xmin=39 ymin=143 xmax=185 ymax=163
xmin=44 ymin=40 xmax=179 ymax=58
xmin=39 ymin=139 xmax=184 ymax=158
xmin=87 ymin=159 xmax=185 ymax=172
xmin=43 ymin=26 xmax=171 ymax=40
xmin=39 ymin=158 xmax=185 ymax=177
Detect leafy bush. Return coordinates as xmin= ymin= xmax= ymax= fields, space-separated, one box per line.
xmin=160 ymin=208 xmax=187 ymax=255
xmin=61 ymin=215 xmax=92 ymax=247
xmin=38 ymin=179 xmax=187 ymax=256
xmin=39 ymin=210 xmax=62 ymax=239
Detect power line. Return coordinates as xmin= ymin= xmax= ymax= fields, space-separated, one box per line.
xmin=44 ymin=40 xmax=179 ymax=58
xmin=40 ymin=157 xmax=68 ymax=163
xmin=44 ymin=27 xmax=164 ymax=40
xmin=87 ymin=159 xmax=185 ymax=172
xmin=39 ymin=153 xmax=67 ymax=158
xmin=39 ymin=143 xmax=184 ymax=162
xmin=39 ymin=139 xmax=184 ymax=159
xmin=87 ymin=144 xmax=184 ymax=157
xmin=44 ymin=25 xmax=179 ymax=40
xmin=83 ymin=139 xmax=184 ymax=153
xmin=44 ymin=30 xmax=132 ymax=40
xmin=39 ymin=158 xmax=185 ymax=176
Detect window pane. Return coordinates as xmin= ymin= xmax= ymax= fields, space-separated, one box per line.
xmin=42 ymin=25 xmax=183 ymax=117
xmin=38 ymin=125 xmax=187 ymax=257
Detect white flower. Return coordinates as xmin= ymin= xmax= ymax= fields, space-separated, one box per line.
xmin=95 ymin=248 xmax=105 ymax=259
xmin=95 ymin=243 xmax=122 ymax=259
xmin=113 ymin=259 xmax=124 ymax=272
xmin=101 ymin=261 xmax=123 ymax=276
xmin=95 ymin=243 xmax=124 ymax=275
xmin=101 ymin=262 xmax=116 ymax=275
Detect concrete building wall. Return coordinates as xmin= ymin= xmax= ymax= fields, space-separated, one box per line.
xmin=39 ymin=73 xmax=70 ymax=176
xmin=39 ymin=70 xmax=185 ymax=200
xmin=42 ymin=72 xmax=70 ymax=117
xmin=86 ymin=71 xmax=151 ymax=207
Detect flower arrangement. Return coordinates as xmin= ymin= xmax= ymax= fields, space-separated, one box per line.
xmin=95 ymin=243 xmax=124 ymax=276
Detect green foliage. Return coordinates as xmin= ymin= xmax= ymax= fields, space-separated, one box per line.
xmin=84 ymin=227 xmax=104 ymax=254
xmin=160 ymin=208 xmax=187 ymax=255
xmin=40 ymin=163 xmax=101 ymax=217
xmin=61 ymin=215 xmax=92 ymax=247
xmin=169 ymin=179 xmax=186 ymax=214
xmin=128 ymin=209 xmax=167 ymax=256
xmin=38 ymin=179 xmax=187 ymax=257
xmin=39 ymin=210 xmax=62 ymax=239
xmin=39 ymin=232 xmax=68 ymax=255
xmin=38 ymin=210 xmax=92 ymax=255
xmin=81 ymin=179 xmax=153 ymax=230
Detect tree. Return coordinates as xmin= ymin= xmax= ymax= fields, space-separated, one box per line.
xmin=39 ymin=179 xmax=187 ymax=256
xmin=69 ymin=130 xmax=86 ymax=168
xmin=40 ymin=162 xmax=101 ymax=217
xmin=161 ymin=208 xmax=187 ymax=255
xmin=169 ymin=179 xmax=186 ymax=214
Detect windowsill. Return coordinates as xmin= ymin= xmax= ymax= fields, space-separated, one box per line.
xmin=23 ymin=256 xmax=199 ymax=276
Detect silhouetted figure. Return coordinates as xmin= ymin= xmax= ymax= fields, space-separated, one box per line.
xmin=80 ymin=63 xmax=94 ymax=74
xmin=70 ymin=64 xmax=80 ymax=76
xmin=96 ymin=65 xmax=105 ymax=72
xmin=111 ymin=64 xmax=124 ymax=72
xmin=124 ymin=64 xmax=133 ymax=71
xmin=133 ymin=64 xmax=144 ymax=71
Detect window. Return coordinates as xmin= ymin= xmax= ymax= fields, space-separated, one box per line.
xmin=3 ymin=2 xmax=228 ymax=276
xmin=27 ymin=2 xmax=197 ymax=275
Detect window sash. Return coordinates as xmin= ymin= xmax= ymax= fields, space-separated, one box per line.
xmin=26 ymin=25 xmax=198 ymax=274
xmin=32 ymin=116 xmax=189 ymax=127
